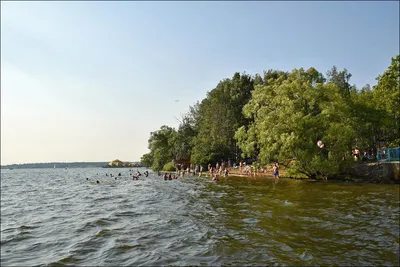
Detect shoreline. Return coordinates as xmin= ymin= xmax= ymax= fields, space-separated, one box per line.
xmin=158 ymin=167 xmax=400 ymax=184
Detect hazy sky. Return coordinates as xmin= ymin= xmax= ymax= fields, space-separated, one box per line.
xmin=1 ymin=1 xmax=399 ymax=165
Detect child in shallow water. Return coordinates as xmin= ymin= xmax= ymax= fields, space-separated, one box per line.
xmin=273 ymin=162 xmax=279 ymax=179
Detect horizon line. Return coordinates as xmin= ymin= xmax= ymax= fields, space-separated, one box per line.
xmin=1 ymin=160 xmax=142 ymax=166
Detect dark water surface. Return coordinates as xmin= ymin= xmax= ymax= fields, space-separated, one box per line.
xmin=1 ymin=168 xmax=399 ymax=266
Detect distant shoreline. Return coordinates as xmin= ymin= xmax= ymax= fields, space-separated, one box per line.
xmin=1 ymin=161 xmax=142 ymax=169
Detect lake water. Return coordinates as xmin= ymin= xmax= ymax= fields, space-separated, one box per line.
xmin=1 ymin=168 xmax=399 ymax=266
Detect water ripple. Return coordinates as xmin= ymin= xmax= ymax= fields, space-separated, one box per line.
xmin=1 ymin=168 xmax=399 ymax=266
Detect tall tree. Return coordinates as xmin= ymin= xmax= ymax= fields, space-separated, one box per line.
xmin=348 ymin=83 xmax=384 ymax=150
xmin=171 ymin=112 xmax=197 ymax=162
xmin=146 ymin=125 xmax=176 ymax=171
xmin=191 ymin=72 xmax=255 ymax=165
xmin=372 ymin=55 xmax=400 ymax=146
xmin=236 ymin=68 xmax=356 ymax=179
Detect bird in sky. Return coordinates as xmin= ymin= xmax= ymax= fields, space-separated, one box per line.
xmin=175 ymin=100 xmax=179 ymax=102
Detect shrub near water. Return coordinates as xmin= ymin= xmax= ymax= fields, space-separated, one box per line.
xmin=163 ymin=162 xmax=176 ymax=172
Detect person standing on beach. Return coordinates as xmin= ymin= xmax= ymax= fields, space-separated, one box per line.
xmin=273 ymin=162 xmax=280 ymax=179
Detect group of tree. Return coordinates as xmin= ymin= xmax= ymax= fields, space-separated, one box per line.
xmin=141 ymin=55 xmax=399 ymax=179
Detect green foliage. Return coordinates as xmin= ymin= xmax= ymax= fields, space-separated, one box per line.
xmin=140 ymin=153 xmax=153 ymax=167
xmin=145 ymin=125 xmax=177 ymax=171
xmin=163 ymin=161 xmax=176 ymax=172
xmin=372 ymin=55 xmax=400 ymax=146
xmin=191 ymin=72 xmax=255 ymax=164
xmin=171 ymin=113 xmax=197 ymax=162
xmin=326 ymin=66 xmax=352 ymax=98
xmin=348 ymin=84 xmax=384 ymax=149
xmin=140 ymin=54 xmax=399 ymax=179
xmin=236 ymin=68 xmax=357 ymax=179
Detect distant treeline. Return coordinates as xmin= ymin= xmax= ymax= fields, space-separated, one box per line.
xmin=141 ymin=55 xmax=399 ymax=180
xmin=1 ymin=162 xmax=108 ymax=169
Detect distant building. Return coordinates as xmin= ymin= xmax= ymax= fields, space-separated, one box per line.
xmin=108 ymin=159 xmax=124 ymax=167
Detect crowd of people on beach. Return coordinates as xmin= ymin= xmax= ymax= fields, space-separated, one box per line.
xmin=234 ymin=161 xmax=280 ymax=178
xmin=89 ymin=159 xmax=283 ymax=185
xmin=174 ymin=160 xmax=281 ymax=181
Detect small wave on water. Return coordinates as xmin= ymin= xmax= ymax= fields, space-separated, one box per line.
xmin=344 ymin=214 xmax=355 ymax=219
xmin=299 ymin=249 xmax=313 ymax=261
xmin=1 ymin=168 xmax=399 ymax=266
xmin=283 ymin=200 xmax=293 ymax=206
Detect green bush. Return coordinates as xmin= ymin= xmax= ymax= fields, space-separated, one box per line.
xmin=163 ymin=162 xmax=176 ymax=172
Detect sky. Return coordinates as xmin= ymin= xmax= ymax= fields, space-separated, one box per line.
xmin=1 ymin=1 xmax=399 ymax=165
